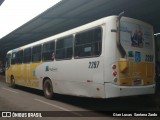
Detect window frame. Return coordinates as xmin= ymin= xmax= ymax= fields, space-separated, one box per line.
xmin=11 ymin=52 xmax=16 ymax=65
xmin=16 ymin=50 xmax=23 ymax=64
xmin=23 ymin=47 xmax=32 ymax=64
xmin=32 ymin=44 xmax=42 ymax=63
xmin=42 ymin=41 xmax=55 ymax=62
xmin=55 ymin=35 xmax=73 ymax=61
xmin=74 ymin=27 xmax=103 ymax=59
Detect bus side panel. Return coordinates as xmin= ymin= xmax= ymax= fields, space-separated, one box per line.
xmin=29 ymin=62 xmax=42 ymax=88
xmin=23 ymin=64 xmax=29 ymax=86
xmin=52 ymin=57 xmax=105 ymax=98
xmin=6 ymin=67 xmax=12 ymax=83
xmin=35 ymin=56 xmax=105 ymax=98
xmin=16 ymin=64 xmax=22 ymax=85
xmin=11 ymin=65 xmax=18 ymax=83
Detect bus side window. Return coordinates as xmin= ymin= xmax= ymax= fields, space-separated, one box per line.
xmin=16 ymin=50 xmax=23 ymax=64
xmin=55 ymin=36 xmax=73 ymax=60
xmin=74 ymin=27 xmax=102 ymax=58
xmin=11 ymin=52 xmax=16 ymax=65
xmin=23 ymin=48 xmax=31 ymax=63
xmin=42 ymin=41 xmax=55 ymax=61
xmin=32 ymin=45 xmax=42 ymax=63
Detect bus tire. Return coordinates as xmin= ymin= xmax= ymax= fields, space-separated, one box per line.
xmin=10 ymin=76 xmax=16 ymax=88
xmin=43 ymin=79 xmax=53 ymax=99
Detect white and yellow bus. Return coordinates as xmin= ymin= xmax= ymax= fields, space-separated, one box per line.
xmin=6 ymin=16 xmax=155 ymax=99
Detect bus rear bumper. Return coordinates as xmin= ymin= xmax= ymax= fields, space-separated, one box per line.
xmin=105 ymin=83 xmax=155 ymax=98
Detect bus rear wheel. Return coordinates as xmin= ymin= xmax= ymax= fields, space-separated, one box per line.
xmin=43 ymin=79 xmax=53 ymax=99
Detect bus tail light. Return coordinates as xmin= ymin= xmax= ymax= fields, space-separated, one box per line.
xmin=113 ymin=71 xmax=117 ymax=76
xmin=112 ymin=65 xmax=117 ymax=69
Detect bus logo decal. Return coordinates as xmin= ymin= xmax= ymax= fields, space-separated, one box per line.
xmin=135 ymin=52 xmax=141 ymax=62
xmin=45 ymin=66 xmax=49 ymax=71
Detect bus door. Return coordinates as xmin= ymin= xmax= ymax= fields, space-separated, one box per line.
xmin=29 ymin=45 xmax=42 ymax=88
xmin=16 ymin=50 xmax=23 ymax=83
xmin=6 ymin=53 xmax=11 ymax=82
xmin=23 ymin=48 xmax=31 ymax=87
xmin=10 ymin=52 xmax=17 ymax=82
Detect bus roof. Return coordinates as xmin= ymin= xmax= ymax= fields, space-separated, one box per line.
xmin=7 ymin=15 xmax=153 ymax=54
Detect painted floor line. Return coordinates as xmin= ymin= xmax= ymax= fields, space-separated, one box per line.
xmin=34 ymin=98 xmax=82 ymax=116
xmin=1 ymin=87 xmax=19 ymax=94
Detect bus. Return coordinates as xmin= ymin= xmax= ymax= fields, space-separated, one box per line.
xmin=5 ymin=16 xmax=155 ymax=99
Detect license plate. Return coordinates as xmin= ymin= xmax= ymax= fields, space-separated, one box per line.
xmin=133 ymin=79 xmax=142 ymax=86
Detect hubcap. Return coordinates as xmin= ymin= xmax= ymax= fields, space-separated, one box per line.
xmin=45 ymin=82 xmax=52 ymax=95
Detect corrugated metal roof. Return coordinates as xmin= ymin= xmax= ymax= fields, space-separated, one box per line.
xmin=0 ymin=0 xmax=160 ymax=57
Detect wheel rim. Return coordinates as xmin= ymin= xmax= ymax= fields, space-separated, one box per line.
xmin=11 ymin=78 xmax=14 ymax=86
xmin=45 ymin=82 xmax=52 ymax=96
